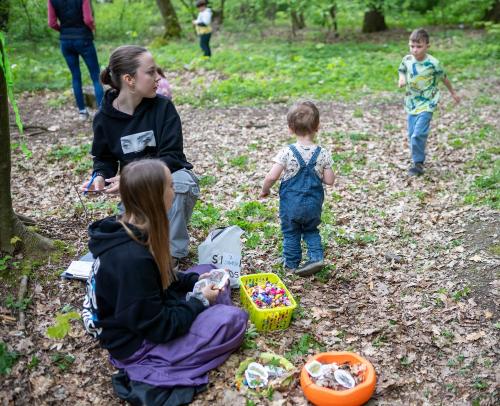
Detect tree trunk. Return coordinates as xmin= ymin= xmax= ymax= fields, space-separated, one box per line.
xmin=291 ymin=10 xmax=306 ymax=36
xmin=329 ymin=3 xmax=339 ymax=37
xmin=212 ymin=0 xmax=225 ymax=25
xmin=484 ymin=0 xmax=500 ymax=23
xmin=0 ymin=38 xmax=53 ymax=256
xmin=155 ymin=0 xmax=182 ymax=39
xmin=362 ymin=8 xmax=387 ymax=33
xmin=0 ymin=0 xmax=8 ymax=32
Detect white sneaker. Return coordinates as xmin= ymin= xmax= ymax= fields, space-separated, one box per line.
xmin=78 ymin=109 xmax=90 ymax=121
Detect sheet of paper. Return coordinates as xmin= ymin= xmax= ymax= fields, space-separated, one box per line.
xmin=61 ymin=261 xmax=93 ymax=280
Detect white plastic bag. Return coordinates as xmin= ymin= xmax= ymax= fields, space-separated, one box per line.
xmin=198 ymin=226 xmax=244 ymax=288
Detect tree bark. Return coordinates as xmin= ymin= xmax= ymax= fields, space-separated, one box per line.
xmin=0 ymin=0 xmax=8 ymax=32
xmin=0 ymin=37 xmax=53 ymax=256
xmin=362 ymin=8 xmax=387 ymax=33
xmin=155 ymin=0 xmax=182 ymax=39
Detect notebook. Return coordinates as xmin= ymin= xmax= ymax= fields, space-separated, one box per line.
xmin=61 ymin=261 xmax=93 ymax=281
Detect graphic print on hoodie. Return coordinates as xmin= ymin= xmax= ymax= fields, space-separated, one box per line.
xmin=91 ymin=90 xmax=193 ymax=180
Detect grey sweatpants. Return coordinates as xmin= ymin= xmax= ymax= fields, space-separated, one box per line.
xmin=169 ymin=169 xmax=200 ymax=258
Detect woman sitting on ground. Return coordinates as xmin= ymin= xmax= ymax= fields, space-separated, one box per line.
xmin=82 ymin=159 xmax=248 ymax=401
xmin=81 ymin=45 xmax=198 ymax=264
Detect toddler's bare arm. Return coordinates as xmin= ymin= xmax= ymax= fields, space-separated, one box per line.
xmin=260 ymin=163 xmax=283 ymax=197
xmin=323 ymin=168 xmax=335 ymax=186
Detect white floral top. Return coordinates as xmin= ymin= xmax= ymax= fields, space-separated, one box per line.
xmin=273 ymin=143 xmax=333 ymax=182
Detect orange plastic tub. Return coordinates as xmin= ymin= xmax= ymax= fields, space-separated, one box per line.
xmin=300 ymin=352 xmax=376 ymax=406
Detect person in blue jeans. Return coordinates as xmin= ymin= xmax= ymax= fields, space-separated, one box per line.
xmin=48 ymin=0 xmax=104 ymax=120
xmin=261 ymin=101 xmax=335 ymax=276
xmin=398 ymin=28 xmax=460 ymax=176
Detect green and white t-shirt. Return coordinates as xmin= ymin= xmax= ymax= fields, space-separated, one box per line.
xmin=398 ymin=54 xmax=446 ymax=115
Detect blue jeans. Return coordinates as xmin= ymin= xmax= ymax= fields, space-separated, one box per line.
xmin=407 ymin=112 xmax=432 ymax=164
xmin=199 ymin=33 xmax=211 ymax=57
xmin=279 ymin=146 xmax=324 ymax=269
xmin=60 ymin=39 xmax=104 ymax=111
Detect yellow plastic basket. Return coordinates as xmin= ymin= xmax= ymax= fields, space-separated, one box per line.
xmin=240 ymin=273 xmax=297 ymax=332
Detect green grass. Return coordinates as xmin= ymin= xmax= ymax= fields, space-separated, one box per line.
xmin=8 ymin=29 xmax=499 ymax=106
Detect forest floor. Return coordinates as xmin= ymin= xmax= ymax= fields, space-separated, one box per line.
xmin=0 ymin=72 xmax=498 ymax=405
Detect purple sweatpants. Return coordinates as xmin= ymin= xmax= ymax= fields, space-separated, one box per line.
xmin=110 ymin=264 xmax=248 ymax=387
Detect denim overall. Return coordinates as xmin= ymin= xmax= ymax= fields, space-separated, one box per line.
xmin=279 ymin=145 xmax=324 ymax=269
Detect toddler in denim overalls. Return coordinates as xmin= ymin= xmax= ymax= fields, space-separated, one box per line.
xmin=261 ymin=101 xmax=334 ymax=277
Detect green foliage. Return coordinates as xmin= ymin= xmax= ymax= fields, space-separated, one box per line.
xmin=51 ymin=353 xmax=75 ymax=371
xmin=285 ymin=333 xmax=324 ymax=361
xmin=5 ymin=295 xmax=31 ymax=311
xmin=226 ymin=201 xmax=275 ymax=231
xmin=229 ymin=154 xmax=249 ymax=169
xmin=242 ymin=323 xmax=259 ymax=350
xmin=464 ymin=158 xmax=499 ymax=209
xmin=198 ymin=175 xmax=217 ymax=187
xmin=190 ymin=201 xmax=221 ymax=230
xmin=27 ymin=355 xmax=40 ymax=370
xmin=0 ymin=342 xmax=18 ymax=375
xmin=46 ymin=311 xmax=81 ymax=340
xmin=0 ymin=255 xmax=12 ymax=272
xmin=48 ymin=143 xmax=92 ymax=174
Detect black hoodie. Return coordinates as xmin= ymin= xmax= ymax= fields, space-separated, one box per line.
xmin=82 ymin=216 xmax=205 ymax=360
xmin=91 ymin=90 xmax=193 ymax=180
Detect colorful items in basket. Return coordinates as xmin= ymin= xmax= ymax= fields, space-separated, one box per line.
xmin=245 ymin=281 xmax=292 ymax=309
xmin=305 ymin=360 xmax=366 ymax=391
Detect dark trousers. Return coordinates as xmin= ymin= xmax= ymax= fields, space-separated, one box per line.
xmin=199 ymin=33 xmax=211 ymax=57
xmin=60 ymin=38 xmax=104 ymax=110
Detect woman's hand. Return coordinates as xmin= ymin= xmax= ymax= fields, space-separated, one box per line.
xmin=201 ymin=284 xmax=220 ymax=305
xmin=80 ymin=175 xmax=105 ymax=193
xmin=104 ymin=175 xmax=120 ymax=194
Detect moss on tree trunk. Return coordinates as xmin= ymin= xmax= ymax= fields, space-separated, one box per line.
xmin=156 ymin=0 xmax=182 ymax=39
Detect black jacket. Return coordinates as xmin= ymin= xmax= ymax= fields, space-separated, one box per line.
xmin=50 ymin=0 xmax=93 ymax=40
xmin=91 ymin=91 xmax=193 ymax=180
xmin=83 ymin=216 xmax=204 ymax=360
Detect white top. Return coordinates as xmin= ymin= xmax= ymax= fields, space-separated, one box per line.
xmin=195 ymin=8 xmax=212 ymax=26
xmin=273 ymin=143 xmax=333 ymax=182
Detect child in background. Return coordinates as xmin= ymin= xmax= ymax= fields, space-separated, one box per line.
xmin=192 ymin=0 xmax=212 ymax=57
xmin=260 ymin=101 xmax=335 ymax=277
xmin=156 ymin=67 xmax=172 ymax=99
xmin=398 ymin=28 xmax=460 ymax=176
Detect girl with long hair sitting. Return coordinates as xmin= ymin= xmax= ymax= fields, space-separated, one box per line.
xmin=82 ymin=159 xmax=247 ymax=401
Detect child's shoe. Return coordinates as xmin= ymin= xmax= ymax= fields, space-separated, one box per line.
xmin=408 ymin=162 xmax=424 ymax=176
xmin=295 ymin=260 xmax=324 ymax=277
xmin=78 ymin=109 xmax=90 ymax=121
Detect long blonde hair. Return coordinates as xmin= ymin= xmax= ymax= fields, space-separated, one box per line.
xmin=119 ymin=159 xmax=175 ymax=289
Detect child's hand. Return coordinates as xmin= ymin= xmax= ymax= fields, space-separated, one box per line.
xmin=198 ymin=273 xmax=211 ymax=280
xmin=80 ymin=175 xmax=105 ymax=193
xmin=398 ymin=77 xmax=406 ymax=88
xmin=260 ymin=190 xmax=269 ymax=198
xmin=201 ymin=284 xmax=220 ymax=305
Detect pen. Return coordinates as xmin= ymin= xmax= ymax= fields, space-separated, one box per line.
xmin=84 ymin=172 xmax=98 ymax=195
